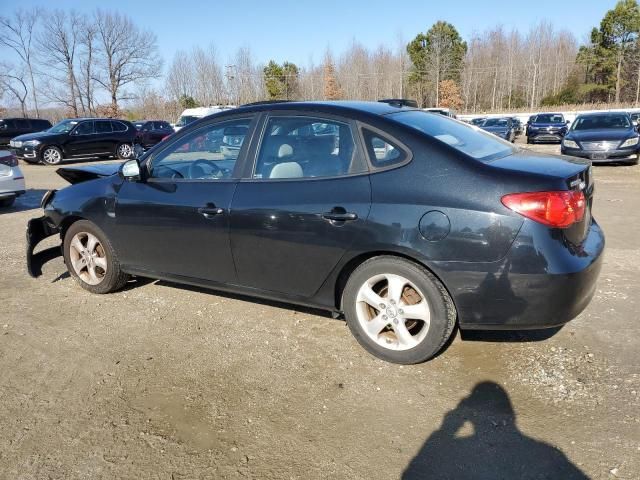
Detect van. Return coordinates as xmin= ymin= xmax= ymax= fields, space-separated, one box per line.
xmin=173 ymin=105 xmax=236 ymax=132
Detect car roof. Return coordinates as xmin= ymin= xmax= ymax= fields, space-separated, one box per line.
xmin=576 ymin=111 xmax=630 ymax=117
xmin=231 ymin=100 xmax=418 ymax=117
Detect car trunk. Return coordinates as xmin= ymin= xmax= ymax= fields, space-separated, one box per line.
xmin=489 ymin=152 xmax=594 ymax=245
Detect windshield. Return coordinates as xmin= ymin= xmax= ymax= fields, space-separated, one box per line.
xmin=176 ymin=115 xmax=199 ymax=127
xmin=483 ymin=118 xmax=509 ymax=127
xmin=572 ymin=114 xmax=631 ymax=131
xmin=532 ymin=114 xmax=564 ymax=124
xmin=391 ymin=111 xmax=514 ymax=162
xmin=48 ymin=119 xmax=78 ymax=134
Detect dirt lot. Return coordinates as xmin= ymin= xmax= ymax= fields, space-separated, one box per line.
xmin=1 ymin=140 xmax=639 ymax=479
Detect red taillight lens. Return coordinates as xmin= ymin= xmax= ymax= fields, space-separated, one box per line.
xmin=501 ymin=190 xmax=586 ymax=228
xmin=0 ymin=152 xmax=18 ymax=167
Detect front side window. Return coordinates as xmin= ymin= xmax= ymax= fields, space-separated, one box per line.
xmin=390 ymin=110 xmax=514 ymax=162
xmin=253 ymin=116 xmax=360 ymax=179
xmin=149 ymin=118 xmax=251 ymax=181
xmin=74 ymin=121 xmax=94 ymax=135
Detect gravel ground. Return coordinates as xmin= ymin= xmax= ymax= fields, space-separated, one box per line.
xmin=0 ymin=140 xmax=638 ymax=479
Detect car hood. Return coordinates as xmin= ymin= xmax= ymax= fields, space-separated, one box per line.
xmin=12 ymin=130 xmax=61 ymax=142
xmin=481 ymin=126 xmax=508 ymax=133
xmin=566 ymin=128 xmax=636 ymax=142
xmin=56 ymin=163 xmax=121 ymax=184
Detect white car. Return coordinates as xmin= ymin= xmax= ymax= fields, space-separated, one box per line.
xmin=173 ymin=105 xmax=236 ymax=132
xmin=0 ymin=150 xmax=25 ymax=208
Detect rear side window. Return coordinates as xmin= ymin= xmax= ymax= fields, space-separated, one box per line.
xmin=95 ymin=120 xmax=113 ymax=133
xmin=390 ymin=110 xmax=514 ymax=162
xmin=15 ymin=119 xmax=30 ymax=129
xmin=111 ymin=121 xmax=128 ymax=132
xmin=362 ymin=129 xmax=407 ymax=168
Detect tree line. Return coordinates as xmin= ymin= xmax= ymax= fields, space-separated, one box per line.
xmin=1 ymin=1 xmax=639 ymax=121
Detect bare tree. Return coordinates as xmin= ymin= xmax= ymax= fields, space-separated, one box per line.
xmin=0 ymin=8 xmax=40 ymax=115
xmin=0 ymin=62 xmax=29 ymax=116
xmin=37 ymin=10 xmax=82 ymax=116
xmin=77 ymin=16 xmax=97 ymax=115
xmin=93 ymin=9 xmax=162 ymax=112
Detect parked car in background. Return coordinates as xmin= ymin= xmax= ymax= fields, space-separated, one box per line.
xmin=173 ymin=106 xmax=236 ymax=132
xmin=27 ymin=101 xmax=603 ymax=364
xmin=561 ymin=111 xmax=639 ymax=164
xmin=0 ymin=118 xmax=52 ymax=147
xmin=470 ymin=117 xmax=487 ymax=126
xmin=424 ymin=107 xmax=457 ymax=118
xmin=133 ymin=120 xmax=174 ymax=149
xmin=10 ymin=118 xmax=137 ymax=165
xmin=629 ymin=112 xmax=640 ymax=126
xmin=0 ymin=150 xmax=25 ymax=207
xmin=379 ymin=99 xmax=419 ymax=108
xmin=479 ymin=117 xmax=517 ymax=142
xmin=526 ymin=113 xmax=568 ymax=144
xmin=510 ymin=117 xmax=524 ymax=136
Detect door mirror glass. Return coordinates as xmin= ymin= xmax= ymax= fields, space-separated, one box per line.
xmin=120 ymin=159 xmax=141 ymax=180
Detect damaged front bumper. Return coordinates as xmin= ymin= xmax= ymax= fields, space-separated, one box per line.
xmin=26 ymin=216 xmax=61 ymax=277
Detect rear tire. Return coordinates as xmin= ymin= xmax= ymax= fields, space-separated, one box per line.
xmin=342 ymin=256 xmax=456 ymax=364
xmin=0 ymin=197 xmax=15 ymax=208
xmin=41 ymin=146 xmax=63 ymax=165
xmin=116 ymin=143 xmax=133 ymax=159
xmin=63 ymin=220 xmax=129 ymax=294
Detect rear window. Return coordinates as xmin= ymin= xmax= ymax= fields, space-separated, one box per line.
xmin=112 ymin=121 xmax=128 ymax=132
xmin=390 ymin=110 xmax=514 ymax=162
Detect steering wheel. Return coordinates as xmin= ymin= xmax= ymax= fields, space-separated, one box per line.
xmin=188 ymin=159 xmax=222 ymax=179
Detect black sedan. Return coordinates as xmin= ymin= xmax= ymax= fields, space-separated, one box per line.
xmin=561 ymin=112 xmax=639 ymax=164
xmin=479 ymin=117 xmax=516 ymax=142
xmin=26 ymin=101 xmax=604 ymax=364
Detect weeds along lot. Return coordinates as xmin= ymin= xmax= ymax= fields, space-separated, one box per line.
xmin=0 ymin=142 xmax=639 ymax=479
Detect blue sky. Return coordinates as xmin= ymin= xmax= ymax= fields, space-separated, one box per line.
xmin=6 ymin=0 xmax=619 ymax=68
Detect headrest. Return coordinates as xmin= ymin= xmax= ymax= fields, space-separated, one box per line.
xmin=278 ymin=143 xmax=293 ymax=158
xmin=269 ymin=162 xmax=303 ymax=179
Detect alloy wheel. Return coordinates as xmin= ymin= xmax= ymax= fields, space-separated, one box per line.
xmin=68 ymin=232 xmax=108 ymax=285
xmin=42 ymin=147 xmax=62 ymax=165
xmin=355 ymin=273 xmax=431 ymax=351
xmin=118 ymin=143 xmax=133 ymax=158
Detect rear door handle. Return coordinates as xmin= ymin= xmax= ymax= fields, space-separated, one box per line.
xmin=322 ymin=211 xmax=358 ymax=222
xmin=198 ymin=205 xmax=225 ymax=218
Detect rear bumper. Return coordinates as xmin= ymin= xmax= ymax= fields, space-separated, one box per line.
xmin=26 ymin=216 xmax=60 ymax=277
xmin=435 ymin=219 xmax=605 ymax=330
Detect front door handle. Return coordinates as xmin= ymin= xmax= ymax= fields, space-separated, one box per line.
xmin=198 ymin=204 xmax=225 ymax=218
xmin=322 ymin=210 xmax=358 ymax=222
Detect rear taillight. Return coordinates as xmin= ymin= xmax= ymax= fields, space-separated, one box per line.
xmin=0 ymin=152 xmax=18 ymax=167
xmin=501 ymin=190 xmax=586 ymax=228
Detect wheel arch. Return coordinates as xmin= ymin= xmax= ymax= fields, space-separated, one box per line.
xmin=334 ymin=250 xmax=458 ymax=317
xmin=59 ymin=215 xmax=86 ymax=240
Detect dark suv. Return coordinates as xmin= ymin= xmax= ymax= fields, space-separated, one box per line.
xmin=526 ymin=113 xmax=569 ymax=144
xmin=133 ymin=120 xmax=174 ymax=149
xmin=10 ymin=118 xmax=137 ymax=165
xmin=0 ymin=118 xmax=52 ymax=147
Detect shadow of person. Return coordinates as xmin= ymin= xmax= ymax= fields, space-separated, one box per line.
xmin=402 ymin=382 xmax=589 ymax=480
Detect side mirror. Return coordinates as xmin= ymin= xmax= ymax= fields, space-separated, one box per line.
xmin=566 ymin=120 xmax=570 ymax=124
xmin=120 ymin=159 xmax=141 ymax=181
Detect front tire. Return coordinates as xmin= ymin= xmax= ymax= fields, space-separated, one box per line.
xmin=63 ymin=220 xmax=129 ymax=294
xmin=116 ymin=143 xmax=133 ymax=159
xmin=41 ymin=146 xmax=63 ymax=165
xmin=342 ymin=256 xmax=456 ymax=364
